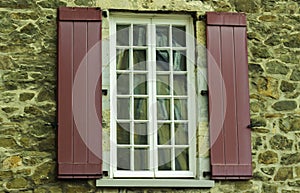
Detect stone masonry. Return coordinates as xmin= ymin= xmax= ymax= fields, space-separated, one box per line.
xmin=0 ymin=0 xmax=299 ymax=192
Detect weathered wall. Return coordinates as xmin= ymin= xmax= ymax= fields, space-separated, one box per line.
xmin=0 ymin=0 xmax=299 ymax=192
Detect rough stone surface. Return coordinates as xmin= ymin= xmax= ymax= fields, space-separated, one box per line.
xmin=0 ymin=0 xmax=299 ymax=192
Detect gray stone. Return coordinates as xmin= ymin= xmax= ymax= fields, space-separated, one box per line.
xmin=272 ymin=101 xmax=297 ymax=111
xmin=281 ymin=153 xmax=300 ymax=165
xmin=262 ymin=183 xmax=278 ymax=193
xmin=261 ymin=167 xmax=275 ymax=176
xmin=258 ymin=151 xmax=278 ymax=164
xmin=290 ymin=69 xmax=300 ymax=81
xmin=265 ymin=60 xmax=289 ymax=75
xmin=280 ymin=81 xmax=297 ymax=92
xmin=269 ymin=134 xmax=293 ymax=150
xmin=279 ymin=116 xmax=300 ymax=132
xmin=274 ymin=167 xmax=293 ymax=181
xmin=284 ymin=33 xmax=300 ymax=48
xmin=20 ymin=92 xmax=35 ymax=101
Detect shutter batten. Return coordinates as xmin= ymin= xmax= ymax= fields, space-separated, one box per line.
xmin=206 ymin=12 xmax=252 ymax=179
xmin=57 ymin=7 xmax=102 ymax=179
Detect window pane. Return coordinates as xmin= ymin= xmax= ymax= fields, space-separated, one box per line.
xmin=117 ymin=25 xmax=130 ymax=46
xmin=174 ymin=99 xmax=188 ymax=120
xmin=117 ymin=49 xmax=129 ymax=70
xmin=134 ymin=98 xmax=147 ymax=120
xmin=117 ymin=73 xmax=130 ymax=95
xmin=117 ymin=122 xmax=130 ymax=144
xmin=156 ymin=74 xmax=170 ymax=95
xmin=134 ymin=74 xmax=147 ymax=95
xmin=117 ymin=98 xmax=130 ymax=119
xmin=133 ymin=25 xmax=147 ymax=46
xmin=157 ymin=98 xmax=170 ymax=120
xmin=156 ymin=26 xmax=169 ymax=47
xmin=156 ymin=50 xmax=169 ymax=71
xmin=157 ymin=123 xmax=171 ymax=145
xmin=133 ymin=49 xmax=147 ymax=70
xmin=172 ymin=26 xmax=186 ymax=47
xmin=173 ymin=50 xmax=186 ymax=71
xmin=175 ymin=148 xmax=189 ymax=170
xmin=117 ymin=148 xmax=130 ymax=170
xmin=158 ymin=148 xmax=171 ymax=170
xmin=175 ymin=123 xmax=188 ymax=145
xmin=134 ymin=148 xmax=149 ymax=170
xmin=134 ymin=123 xmax=148 ymax=145
xmin=173 ymin=74 xmax=187 ymax=95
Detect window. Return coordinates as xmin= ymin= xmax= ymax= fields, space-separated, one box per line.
xmin=110 ymin=16 xmax=197 ymax=178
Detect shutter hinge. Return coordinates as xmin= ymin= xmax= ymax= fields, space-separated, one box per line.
xmin=203 ymin=171 xmax=211 ymax=178
xmin=198 ymin=15 xmax=206 ymax=21
xmin=45 ymin=122 xmax=58 ymax=128
xmin=201 ymin=90 xmax=208 ymax=96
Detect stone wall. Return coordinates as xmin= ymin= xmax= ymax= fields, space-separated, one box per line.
xmin=0 ymin=0 xmax=299 ymax=192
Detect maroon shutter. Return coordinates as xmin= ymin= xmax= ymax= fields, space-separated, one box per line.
xmin=57 ymin=7 xmax=102 ymax=179
xmin=206 ymin=12 xmax=252 ymax=179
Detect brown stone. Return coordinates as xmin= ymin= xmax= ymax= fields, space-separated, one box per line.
xmin=274 ymin=167 xmax=293 ymax=181
xmin=258 ymin=151 xmax=278 ymax=164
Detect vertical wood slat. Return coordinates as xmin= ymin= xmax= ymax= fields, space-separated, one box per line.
xmin=57 ymin=7 xmax=102 ymax=179
xmin=206 ymin=12 xmax=252 ymax=179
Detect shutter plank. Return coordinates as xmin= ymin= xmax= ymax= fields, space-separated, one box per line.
xmin=207 ymin=26 xmax=226 ymax=176
xmin=58 ymin=22 xmax=74 ymax=172
xmin=73 ymin=22 xmax=88 ymax=164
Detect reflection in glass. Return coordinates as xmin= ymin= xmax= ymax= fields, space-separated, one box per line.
xmin=133 ymin=25 xmax=147 ymax=46
xmin=175 ymin=123 xmax=188 ymax=145
xmin=117 ymin=73 xmax=130 ymax=95
xmin=117 ymin=122 xmax=130 ymax=144
xmin=134 ymin=74 xmax=147 ymax=95
xmin=173 ymin=50 xmax=186 ymax=71
xmin=157 ymin=123 xmax=171 ymax=145
xmin=157 ymin=99 xmax=170 ymax=120
xmin=158 ymin=148 xmax=171 ymax=170
xmin=173 ymin=74 xmax=187 ymax=95
xmin=134 ymin=98 xmax=147 ymax=120
xmin=175 ymin=148 xmax=189 ymax=170
xmin=156 ymin=50 xmax=169 ymax=71
xmin=117 ymin=98 xmax=130 ymax=119
xmin=174 ymin=99 xmax=188 ymax=120
xmin=156 ymin=26 xmax=169 ymax=47
xmin=117 ymin=25 xmax=130 ymax=46
xmin=133 ymin=50 xmax=147 ymax=70
xmin=172 ymin=26 xmax=186 ymax=47
xmin=134 ymin=148 xmax=149 ymax=170
xmin=117 ymin=148 xmax=130 ymax=170
xmin=156 ymin=74 xmax=170 ymax=95
xmin=117 ymin=49 xmax=129 ymax=70
xmin=134 ymin=123 xmax=148 ymax=145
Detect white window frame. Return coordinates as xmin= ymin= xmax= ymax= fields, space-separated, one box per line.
xmin=97 ymin=12 xmax=214 ymax=187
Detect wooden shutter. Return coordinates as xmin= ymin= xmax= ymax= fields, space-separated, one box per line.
xmin=206 ymin=12 xmax=252 ymax=179
xmin=57 ymin=7 xmax=102 ymax=179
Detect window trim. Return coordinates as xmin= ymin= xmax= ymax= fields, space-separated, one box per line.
xmin=109 ymin=14 xmax=197 ymax=179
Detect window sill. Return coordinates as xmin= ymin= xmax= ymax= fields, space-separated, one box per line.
xmin=96 ymin=179 xmax=214 ymax=188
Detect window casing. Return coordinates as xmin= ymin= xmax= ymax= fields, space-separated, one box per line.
xmin=110 ymin=15 xmax=197 ymax=178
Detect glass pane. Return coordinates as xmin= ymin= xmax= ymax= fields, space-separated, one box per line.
xmin=134 ymin=123 xmax=148 ymax=145
xmin=157 ymin=98 xmax=170 ymax=120
xmin=116 ymin=49 xmax=129 ymax=70
xmin=134 ymin=98 xmax=147 ymax=120
xmin=133 ymin=25 xmax=147 ymax=46
xmin=134 ymin=148 xmax=149 ymax=170
xmin=173 ymin=50 xmax=186 ymax=71
xmin=174 ymin=99 xmax=188 ymax=120
xmin=117 ymin=25 xmax=130 ymax=46
xmin=117 ymin=148 xmax=130 ymax=170
xmin=134 ymin=74 xmax=147 ymax=95
xmin=156 ymin=74 xmax=170 ymax=95
xmin=156 ymin=50 xmax=169 ymax=71
xmin=117 ymin=98 xmax=130 ymax=119
xmin=158 ymin=148 xmax=171 ymax=170
xmin=156 ymin=26 xmax=169 ymax=47
xmin=175 ymin=148 xmax=189 ymax=170
xmin=172 ymin=26 xmax=186 ymax=47
xmin=117 ymin=122 xmax=130 ymax=144
xmin=173 ymin=74 xmax=187 ymax=95
xmin=117 ymin=73 xmax=130 ymax=95
xmin=157 ymin=123 xmax=171 ymax=145
xmin=175 ymin=123 xmax=188 ymax=145
xmin=133 ymin=49 xmax=147 ymax=70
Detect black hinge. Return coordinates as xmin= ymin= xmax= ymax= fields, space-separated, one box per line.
xmin=201 ymin=90 xmax=208 ymax=96
xmin=198 ymin=15 xmax=206 ymax=21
